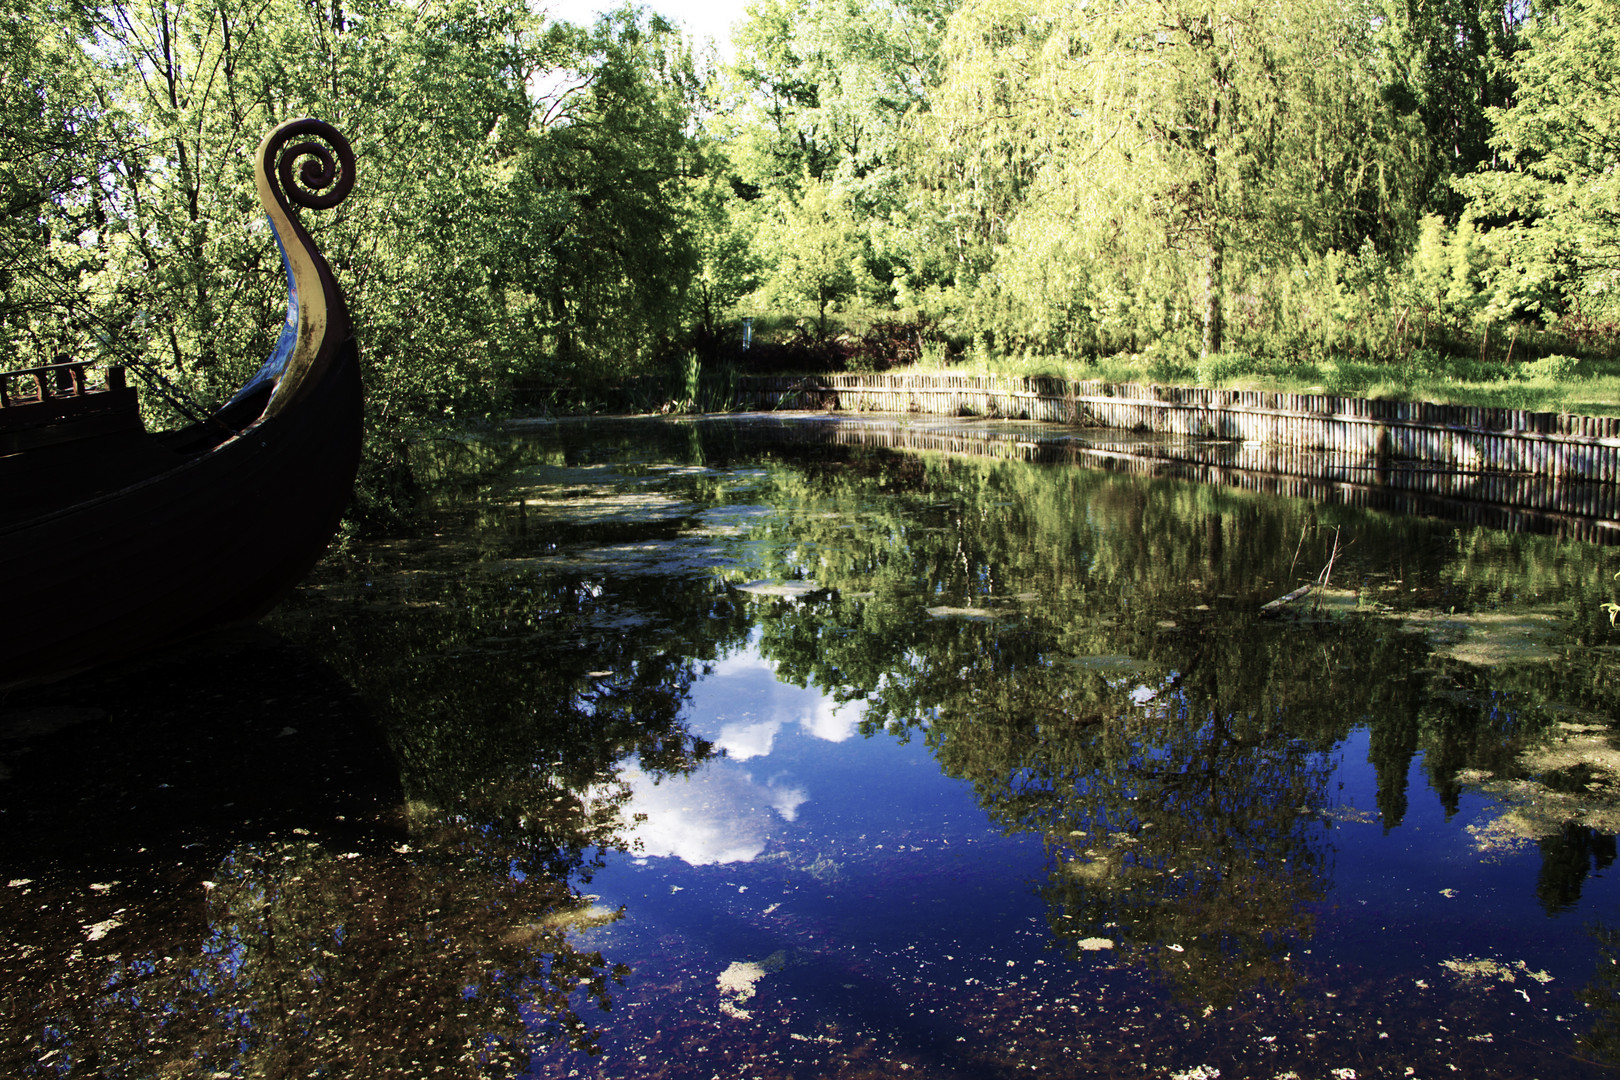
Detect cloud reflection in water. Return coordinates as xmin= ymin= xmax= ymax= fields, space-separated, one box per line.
xmin=616 ymin=643 xmax=861 ymax=865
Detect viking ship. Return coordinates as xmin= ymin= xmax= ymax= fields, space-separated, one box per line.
xmin=0 ymin=118 xmax=362 ymax=688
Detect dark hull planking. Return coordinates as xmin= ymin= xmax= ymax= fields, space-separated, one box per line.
xmin=0 ymin=343 xmax=360 ymax=688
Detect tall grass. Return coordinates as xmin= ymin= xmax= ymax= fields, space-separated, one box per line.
xmin=621 ymin=353 xmax=745 ymax=414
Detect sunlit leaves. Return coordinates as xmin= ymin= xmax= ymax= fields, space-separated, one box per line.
xmin=919 ymin=0 xmax=1429 ymax=357
xmin=1462 ymin=0 xmax=1620 ymax=321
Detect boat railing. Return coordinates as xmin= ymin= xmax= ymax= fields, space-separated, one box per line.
xmin=0 ymin=360 xmax=126 ymax=410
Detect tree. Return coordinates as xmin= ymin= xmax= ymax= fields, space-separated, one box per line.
xmin=719 ymin=0 xmax=958 ymax=304
xmin=1374 ymin=0 xmax=1530 ymax=220
xmin=509 ymin=10 xmax=705 ymax=381
xmin=684 ymin=161 xmax=765 ymax=338
xmin=919 ymin=0 xmax=1428 ymax=358
xmin=0 ymin=0 xmax=711 ymax=520
xmin=1462 ymin=0 xmax=1620 ymax=323
xmin=723 ymin=0 xmax=842 ymax=188
xmin=0 ymin=0 xmax=107 ymax=367
xmin=758 ymin=176 xmax=863 ymax=335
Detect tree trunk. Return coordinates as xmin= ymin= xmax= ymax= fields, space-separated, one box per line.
xmin=1202 ymin=244 xmax=1223 ymax=358
xmin=1199 ymin=17 xmax=1223 ymax=360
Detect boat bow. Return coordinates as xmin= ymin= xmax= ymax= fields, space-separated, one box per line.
xmin=229 ymin=118 xmax=357 ymax=419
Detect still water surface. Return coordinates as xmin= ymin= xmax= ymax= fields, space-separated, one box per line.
xmin=4 ymin=414 xmax=1620 ymax=1079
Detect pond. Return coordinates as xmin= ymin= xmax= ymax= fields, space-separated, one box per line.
xmin=4 ymin=413 xmax=1620 ymax=1079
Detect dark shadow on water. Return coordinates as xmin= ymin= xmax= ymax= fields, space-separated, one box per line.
xmin=0 ymin=627 xmax=404 ymax=879
xmin=0 ymin=630 xmax=627 ymax=1079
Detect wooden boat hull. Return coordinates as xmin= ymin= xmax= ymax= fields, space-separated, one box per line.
xmin=0 ymin=342 xmax=360 ymax=686
xmin=0 ymin=119 xmax=362 ymax=689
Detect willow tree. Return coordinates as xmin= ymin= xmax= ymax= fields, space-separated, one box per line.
xmin=921 ymin=0 xmax=1426 ymax=357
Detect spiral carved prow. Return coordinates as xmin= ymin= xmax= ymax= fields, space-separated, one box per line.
xmin=253 ymin=118 xmax=356 ymax=419
xmin=264 ymin=120 xmax=356 ymax=213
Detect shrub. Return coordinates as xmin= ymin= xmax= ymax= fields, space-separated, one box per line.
xmin=1518 ymin=354 xmax=1585 ymax=381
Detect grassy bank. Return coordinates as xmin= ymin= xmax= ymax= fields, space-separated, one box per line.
xmin=721 ymin=309 xmax=1620 ymax=418
xmin=515 ymin=310 xmax=1620 ymax=420
xmin=928 ymin=349 xmax=1620 ymax=418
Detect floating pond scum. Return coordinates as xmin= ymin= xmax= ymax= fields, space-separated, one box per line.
xmin=7 ymin=414 xmax=1620 ymax=1080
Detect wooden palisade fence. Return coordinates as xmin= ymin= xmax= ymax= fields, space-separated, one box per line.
xmin=732 ymin=374 xmax=1620 ymax=484
xmin=698 ymin=414 xmax=1618 ymax=544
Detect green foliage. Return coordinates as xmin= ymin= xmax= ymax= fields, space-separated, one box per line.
xmin=0 ymin=0 xmax=104 ymax=364
xmin=1520 ymin=353 xmax=1585 ymax=380
xmin=752 ymin=177 xmax=864 ymax=335
xmin=913 ymin=0 xmax=1432 ymax=360
xmin=685 ymin=160 xmax=764 ymax=336
xmin=510 ymin=11 xmax=706 ymax=384
xmin=13 ymin=0 xmax=1620 ymax=437
xmin=717 ymin=0 xmax=958 ymax=311
xmin=1373 ymin=0 xmax=1527 ymax=220
xmin=1 ymin=0 xmax=708 ymax=523
xmin=704 ymin=0 xmax=1613 ymax=379
xmin=1461 ymin=0 xmax=1620 ymax=328
xmin=722 ymin=0 xmax=953 ymax=195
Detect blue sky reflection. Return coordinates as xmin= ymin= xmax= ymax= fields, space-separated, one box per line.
xmin=616 ymin=636 xmax=863 ymax=866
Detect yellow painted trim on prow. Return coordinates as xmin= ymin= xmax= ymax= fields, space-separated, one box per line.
xmin=256 ymin=122 xmax=329 ymax=418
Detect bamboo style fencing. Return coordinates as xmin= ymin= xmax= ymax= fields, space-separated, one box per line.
xmin=732 ymin=374 xmax=1620 ymax=484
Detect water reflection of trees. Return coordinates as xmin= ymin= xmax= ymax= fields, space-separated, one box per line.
xmin=711 ymin=440 xmax=1620 ymax=1003
xmin=55 ymin=835 xmax=626 ymax=1077
xmin=279 ymin=429 xmax=757 ymax=879
xmin=1579 ymin=923 xmax=1620 ymax=1066
xmin=15 ymin=422 xmax=1619 ymax=1074
xmin=0 ymin=630 xmax=657 ymax=1079
xmin=268 ymin=433 xmax=777 ymax=1069
xmin=865 ymin=616 xmax=1436 ymax=1005
xmin=405 ymin=422 xmax=1620 ymax=1045
xmin=5 ymin=429 xmax=769 ymax=1079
